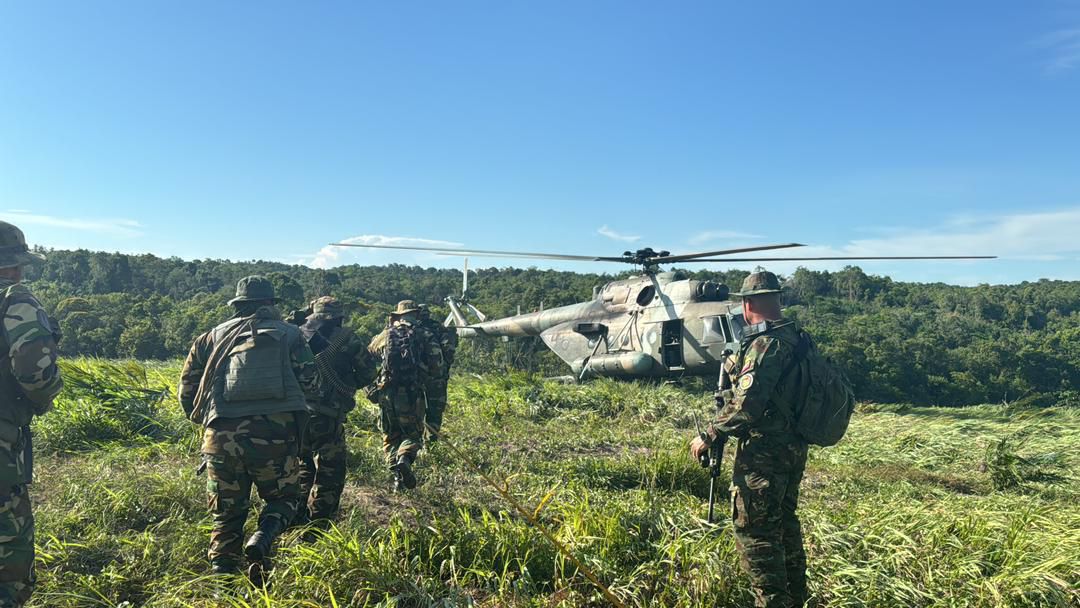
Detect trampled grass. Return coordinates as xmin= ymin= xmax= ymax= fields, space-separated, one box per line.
xmin=26 ymin=360 xmax=1080 ymax=607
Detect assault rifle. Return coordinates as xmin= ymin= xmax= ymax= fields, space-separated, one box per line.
xmin=695 ymin=414 xmax=725 ymax=524
xmin=697 ymin=348 xmax=734 ymax=523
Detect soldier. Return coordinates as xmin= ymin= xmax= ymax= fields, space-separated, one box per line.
xmin=0 ymin=222 xmax=63 ymax=607
xmin=417 ymin=304 xmax=457 ymax=440
xmin=690 ymin=270 xmax=810 ymax=608
xmin=366 ymin=300 xmax=443 ymax=491
xmin=294 ymin=296 xmax=375 ymax=527
xmin=178 ymin=276 xmax=318 ymax=581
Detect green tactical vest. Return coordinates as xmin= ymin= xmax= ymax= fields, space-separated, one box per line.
xmin=203 ymin=315 xmax=307 ymax=423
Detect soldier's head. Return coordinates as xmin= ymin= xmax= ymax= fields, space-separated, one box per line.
xmin=229 ymin=275 xmax=280 ymax=309
xmin=310 ymin=296 xmax=345 ymax=322
xmin=417 ymin=305 xmax=431 ymax=321
xmin=0 ymin=221 xmax=45 ymax=281
xmin=732 ymin=270 xmax=783 ymax=323
xmin=390 ymin=299 xmax=420 ymax=323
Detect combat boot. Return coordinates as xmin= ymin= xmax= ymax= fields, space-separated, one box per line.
xmin=391 ymin=454 xmax=417 ymax=491
xmin=210 ymin=559 xmax=240 ymax=575
xmin=244 ymin=518 xmax=285 ymax=564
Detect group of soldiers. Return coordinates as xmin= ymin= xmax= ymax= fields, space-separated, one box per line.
xmin=0 ymin=215 xmax=812 ymax=607
xmin=175 ymin=278 xmax=458 ymax=580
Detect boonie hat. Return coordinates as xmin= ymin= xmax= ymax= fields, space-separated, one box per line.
xmin=731 ymin=270 xmax=783 ymax=297
xmin=228 ymin=275 xmax=279 ymax=305
xmin=0 ymin=222 xmax=46 ymax=268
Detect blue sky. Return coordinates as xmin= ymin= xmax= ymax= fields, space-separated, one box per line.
xmin=2 ymin=1 xmax=1080 ymax=285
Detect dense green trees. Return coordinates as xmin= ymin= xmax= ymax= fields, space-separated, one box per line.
xmin=22 ymin=248 xmax=1080 ymax=406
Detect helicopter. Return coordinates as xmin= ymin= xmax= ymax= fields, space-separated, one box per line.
xmin=330 ymin=241 xmax=994 ymax=380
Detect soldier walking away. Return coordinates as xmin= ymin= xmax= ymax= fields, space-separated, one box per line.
xmin=178 ymin=276 xmax=319 ymax=583
xmin=293 ymin=296 xmax=375 ymax=529
xmin=366 ymin=300 xmax=443 ymax=491
xmin=417 ymin=304 xmax=457 ymax=441
xmin=690 ymin=270 xmax=810 ymax=608
xmin=0 ymin=222 xmax=63 ymax=608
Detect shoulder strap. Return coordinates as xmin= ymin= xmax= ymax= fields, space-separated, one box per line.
xmin=777 ymin=331 xmax=811 ymax=386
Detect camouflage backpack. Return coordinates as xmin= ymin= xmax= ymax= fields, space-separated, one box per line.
xmin=382 ymin=322 xmax=420 ymax=387
xmin=779 ymin=331 xmax=855 ymax=447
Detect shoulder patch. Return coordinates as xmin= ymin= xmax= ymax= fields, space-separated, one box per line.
xmin=738 ymin=373 xmax=754 ymax=391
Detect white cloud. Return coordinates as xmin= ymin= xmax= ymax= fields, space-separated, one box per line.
xmin=309 ymin=234 xmax=463 ymax=269
xmin=597 ymin=225 xmax=640 ymax=243
xmin=688 ymin=230 xmax=763 ymax=245
xmin=0 ymin=210 xmax=143 ymax=237
xmin=1034 ymin=28 xmax=1080 ymax=73
xmin=684 ymin=207 xmax=1080 ymax=283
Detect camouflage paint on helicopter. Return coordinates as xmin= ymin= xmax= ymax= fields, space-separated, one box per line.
xmin=447 ymin=271 xmax=743 ymax=379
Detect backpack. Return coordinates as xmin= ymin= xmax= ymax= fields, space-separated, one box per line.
xmin=382 ymin=322 xmax=421 ymax=387
xmin=778 ymin=331 xmax=855 ymax=447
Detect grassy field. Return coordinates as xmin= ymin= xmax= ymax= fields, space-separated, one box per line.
xmin=24 ymin=359 xmax=1080 ymax=607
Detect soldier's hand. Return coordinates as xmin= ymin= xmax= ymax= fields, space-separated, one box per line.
xmin=689 ymin=435 xmax=711 ymax=462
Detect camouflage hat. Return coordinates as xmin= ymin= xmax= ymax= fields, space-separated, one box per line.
xmin=731 ymin=270 xmax=783 ymax=297
xmin=391 ymin=299 xmax=420 ymax=316
xmin=310 ymin=295 xmax=344 ymax=319
xmin=0 ymin=221 xmax=46 ymax=268
xmin=228 ymin=275 xmax=279 ymax=305
xmin=417 ymin=304 xmax=431 ymax=319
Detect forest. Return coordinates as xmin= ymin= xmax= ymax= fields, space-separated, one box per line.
xmin=23 ymin=247 xmax=1080 ymax=407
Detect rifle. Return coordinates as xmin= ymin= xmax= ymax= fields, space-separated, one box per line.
xmin=694 ymin=413 xmax=725 ymax=524
xmin=698 ymin=348 xmax=735 ymax=523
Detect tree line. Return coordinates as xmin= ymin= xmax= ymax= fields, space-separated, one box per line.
xmin=22 ymin=249 xmax=1080 ymax=407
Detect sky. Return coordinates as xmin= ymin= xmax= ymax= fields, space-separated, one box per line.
xmin=2 ymin=1 xmax=1080 ymax=285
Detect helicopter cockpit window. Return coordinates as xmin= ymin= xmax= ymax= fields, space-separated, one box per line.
xmin=729 ymin=313 xmax=747 ymax=342
xmin=701 ymin=316 xmax=728 ymax=345
xmin=636 ymin=285 xmax=656 ymax=306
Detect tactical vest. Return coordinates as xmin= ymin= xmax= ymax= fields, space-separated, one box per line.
xmin=302 ymin=321 xmax=359 ymax=417
xmin=203 ymin=316 xmax=307 ymax=422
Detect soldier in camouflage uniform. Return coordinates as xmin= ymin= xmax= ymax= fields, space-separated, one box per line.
xmin=366 ymin=300 xmax=443 ymax=491
xmin=179 ymin=276 xmax=319 ymax=580
xmin=294 ymin=296 xmax=375 ymax=526
xmin=0 ymin=222 xmax=63 ymax=607
xmin=417 ymin=304 xmax=457 ymax=440
xmin=690 ymin=271 xmax=810 ymax=608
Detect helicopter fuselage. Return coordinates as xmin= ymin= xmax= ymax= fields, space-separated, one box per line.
xmin=450 ymin=271 xmax=747 ymax=379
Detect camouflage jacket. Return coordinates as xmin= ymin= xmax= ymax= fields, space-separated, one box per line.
xmin=179 ymin=306 xmax=319 ymax=425
xmin=367 ymin=318 xmax=445 ymax=390
xmin=712 ymin=320 xmax=804 ymax=443
xmin=418 ymin=317 xmax=457 ymax=377
xmin=0 ymin=279 xmax=63 ymax=487
xmin=300 ymin=319 xmax=376 ymax=417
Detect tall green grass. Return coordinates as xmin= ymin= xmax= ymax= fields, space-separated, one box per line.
xmin=26 ymin=360 xmax=1080 ymax=607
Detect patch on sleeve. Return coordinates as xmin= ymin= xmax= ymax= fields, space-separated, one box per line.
xmin=738 ymin=374 xmax=754 ymax=391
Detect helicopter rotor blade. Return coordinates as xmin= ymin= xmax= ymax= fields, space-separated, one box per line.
xmin=690 ymin=255 xmax=997 ymax=262
xmin=329 ymin=242 xmax=623 ymax=262
xmin=649 ymin=243 xmax=806 ymax=263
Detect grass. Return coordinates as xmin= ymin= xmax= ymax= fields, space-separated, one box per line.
xmin=25 ymin=359 xmax=1080 ymax=607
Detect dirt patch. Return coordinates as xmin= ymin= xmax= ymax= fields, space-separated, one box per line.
xmin=338 ymin=484 xmax=418 ymax=527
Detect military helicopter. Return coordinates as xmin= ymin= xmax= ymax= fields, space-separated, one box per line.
xmin=330 ymin=241 xmax=994 ymax=380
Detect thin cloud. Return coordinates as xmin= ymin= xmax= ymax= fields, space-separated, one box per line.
xmin=685 ymin=207 xmax=1080 ymax=283
xmin=0 ymin=210 xmax=143 ymax=237
xmin=310 ymin=235 xmax=463 ymax=269
xmin=1033 ymin=28 xmax=1080 ymax=73
xmin=688 ymin=230 xmax=763 ymax=245
xmin=597 ymin=225 xmax=641 ymax=243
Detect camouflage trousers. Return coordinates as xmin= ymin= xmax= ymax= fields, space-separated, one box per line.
xmin=202 ymin=413 xmax=301 ymax=568
xmin=425 ymin=378 xmax=449 ymax=436
xmin=731 ymin=437 xmax=809 ymax=608
xmin=377 ymin=386 xmax=426 ymax=464
xmin=298 ymin=413 xmax=347 ymax=522
xmin=0 ymin=486 xmax=33 ymax=607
